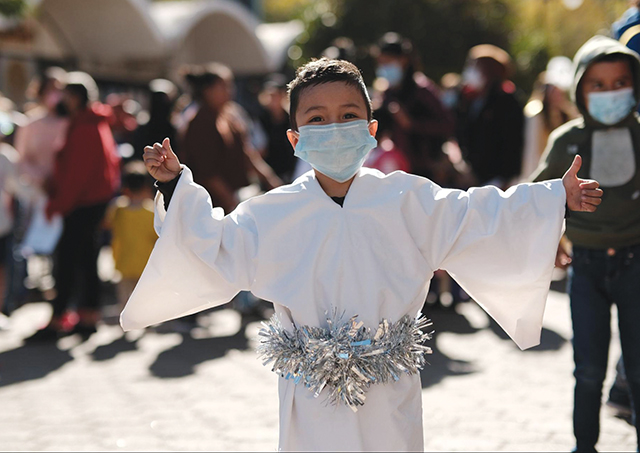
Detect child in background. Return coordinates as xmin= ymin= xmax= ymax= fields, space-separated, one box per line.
xmin=532 ymin=36 xmax=640 ymax=453
xmin=122 ymin=58 xmax=602 ymax=452
xmin=105 ymin=161 xmax=156 ymax=317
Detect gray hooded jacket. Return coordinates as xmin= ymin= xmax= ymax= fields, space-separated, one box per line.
xmin=533 ymin=35 xmax=640 ymax=249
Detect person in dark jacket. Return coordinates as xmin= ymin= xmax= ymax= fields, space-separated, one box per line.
xmin=455 ymin=44 xmax=525 ymax=190
xmin=532 ymin=36 xmax=640 ymax=452
xmin=28 ymin=71 xmax=121 ymax=341
xmin=372 ymin=33 xmax=455 ymax=185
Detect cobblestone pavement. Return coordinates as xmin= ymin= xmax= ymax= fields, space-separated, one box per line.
xmin=0 ymin=283 xmax=636 ymax=452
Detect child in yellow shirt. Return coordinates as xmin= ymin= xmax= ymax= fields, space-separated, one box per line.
xmin=106 ymin=161 xmax=157 ymax=315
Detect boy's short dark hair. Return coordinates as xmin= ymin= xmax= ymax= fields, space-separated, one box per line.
xmin=287 ymin=58 xmax=372 ymax=131
xmin=122 ymin=160 xmax=151 ymax=194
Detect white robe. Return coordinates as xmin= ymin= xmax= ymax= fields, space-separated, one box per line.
xmin=120 ymin=166 xmax=566 ymax=452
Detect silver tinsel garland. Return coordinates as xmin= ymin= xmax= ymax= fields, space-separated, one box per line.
xmin=257 ymin=310 xmax=433 ymax=412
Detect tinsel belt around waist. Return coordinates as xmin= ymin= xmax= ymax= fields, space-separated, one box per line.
xmin=257 ymin=311 xmax=433 ymax=412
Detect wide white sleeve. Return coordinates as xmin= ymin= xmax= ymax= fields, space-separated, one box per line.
xmin=120 ymin=166 xmax=258 ymax=331
xmin=420 ymin=180 xmax=566 ymax=350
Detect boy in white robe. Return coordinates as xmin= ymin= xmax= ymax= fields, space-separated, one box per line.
xmin=121 ymin=59 xmax=603 ymax=452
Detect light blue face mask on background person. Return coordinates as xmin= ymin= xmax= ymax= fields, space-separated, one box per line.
xmin=376 ymin=63 xmax=404 ymax=88
xmin=294 ymin=120 xmax=378 ymax=183
xmin=588 ymin=87 xmax=637 ymax=126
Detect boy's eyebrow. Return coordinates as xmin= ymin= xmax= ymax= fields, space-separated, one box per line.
xmin=303 ymin=102 xmax=364 ymax=114
xmin=304 ymin=105 xmax=326 ymax=114
xmin=340 ymin=102 xmax=364 ymax=110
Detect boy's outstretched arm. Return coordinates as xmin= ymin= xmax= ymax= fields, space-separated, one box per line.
xmin=562 ymin=155 xmax=603 ymax=212
xmin=143 ymin=137 xmax=181 ymax=183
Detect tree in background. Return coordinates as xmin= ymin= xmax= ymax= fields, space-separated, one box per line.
xmin=0 ymin=0 xmax=26 ymax=18
xmin=265 ymin=0 xmax=630 ymax=94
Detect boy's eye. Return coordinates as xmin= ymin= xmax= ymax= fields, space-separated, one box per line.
xmin=615 ymin=78 xmax=632 ymax=89
xmin=343 ymin=113 xmax=358 ymax=119
xmin=308 ymin=116 xmax=323 ymax=123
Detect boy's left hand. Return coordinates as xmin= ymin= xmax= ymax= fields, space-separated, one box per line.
xmin=562 ymin=155 xmax=603 ymax=212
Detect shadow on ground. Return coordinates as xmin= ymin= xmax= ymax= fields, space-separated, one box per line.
xmin=91 ymin=335 xmax=140 ymax=361
xmin=0 ymin=342 xmax=73 ymax=387
xmin=148 ymin=326 xmax=250 ymax=379
xmin=419 ymin=304 xmax=479 ymax=388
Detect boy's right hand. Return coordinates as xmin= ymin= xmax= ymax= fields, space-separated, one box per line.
xmin=143 ymin=137 xmax=181 ymax=182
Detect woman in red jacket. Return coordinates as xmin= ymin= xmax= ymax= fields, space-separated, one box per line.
xmin=29 ymin=72 xmax=120 ymax=341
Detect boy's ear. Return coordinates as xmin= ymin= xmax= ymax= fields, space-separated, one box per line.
xmin=368 ymin=120 xmax=379 ymax=137
xmin=287 ymin=129 xmax=299 ymax=150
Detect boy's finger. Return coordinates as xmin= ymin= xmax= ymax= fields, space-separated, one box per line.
xmin=579 ymin=180 xmax=599 ymax=189
xmin=143 ymin=147 xmax=163 ymax=160
xmin=566 ymin=154 xmax=582 ymax=177
xmin=162 ymin=137 xmax=172 ymax=154
xmin=143 ymin=156 xmax=163 ymax=167
xmin=581 ymin=188 xmax=603 ymax=197
xmin=582 ymin=196 xmax=602 ymax=206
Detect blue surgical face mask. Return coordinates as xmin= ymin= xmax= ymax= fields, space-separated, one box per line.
xmin=294 ymin=120 xmax=378 ymax=183
xmin=376 ymin=63 xmax=404 ymax=88
xmin=587 ymin=87 xmax=637 ymax=126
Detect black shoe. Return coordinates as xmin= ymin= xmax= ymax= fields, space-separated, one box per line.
xmin=24 ymin=326 xmax=60 ymax=343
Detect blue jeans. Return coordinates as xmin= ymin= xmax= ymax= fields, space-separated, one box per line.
xmin=569 ymin=244 xmax=640 ymax=452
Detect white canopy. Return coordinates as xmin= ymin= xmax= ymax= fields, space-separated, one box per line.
xmin=10 ymin=0 xmax=302 ymax=81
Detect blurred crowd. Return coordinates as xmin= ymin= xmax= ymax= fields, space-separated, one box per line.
xmin=1 ymin=13 xmax=640 ymax=449
xmin=0 ymin=33 xmax=589 ymax=333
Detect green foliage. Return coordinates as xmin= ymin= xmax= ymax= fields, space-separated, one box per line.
xmin=0 ymin=0 xmax=27 ymax=18
xmin=286 ymin=0 xmax=515 ymax=86
xmin=507 ymin=0 xmax=631 ymax=92
xmin=268 ymin=0 xmax=634 ymax=94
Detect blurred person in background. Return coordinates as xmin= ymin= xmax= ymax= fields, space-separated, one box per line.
xmin=257 ymin=74 xmax=297 ymax=184
xmin=105 ymin=93 xmax=139 ymax=147
xmin=180 ymin=62 xmax=281 ymax=213
xmin=532 ymin=36 xmax=640 ymax=452
xmin=14 ymin=67 xmax=69 ymax=192
xmin=103 ymin=161 xmax=156 ymax=323
xmin=0 ymin=111 xmax=22 ymax=328
xmin=132 ymin=78 xmax=178 ymax=162
xmin=613 ymin=0 xmax=640 ymax=72
xmin=454 ymin=44 xmax=525 ymax=190
xmin=179 ymin=63 xmax=280 ymax=323
xmin=372 ymin=32 xmax=455 ymax=186
xmin=12 ymin=68 xmax=69 ymax=303
xmin=27 ymin=71 xmax=121 ymax=342
xmin=521 ymin=56 xmax=579 ymax=180
xmin=363 ymin=119 xmax=411 ymax=174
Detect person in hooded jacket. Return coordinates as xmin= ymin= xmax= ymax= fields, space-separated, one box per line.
xmin=27 ymin=71 xmax=121 ymax=341
xmin=532 ymin=36 xmax=640 ymax=452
